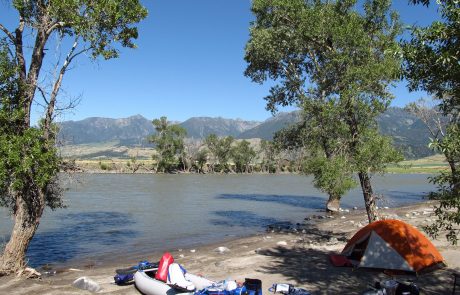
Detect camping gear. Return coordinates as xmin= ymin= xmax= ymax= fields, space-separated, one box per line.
xmin=114 ymin=260 xmax=158 ymax=285
xmin=156 ymin=252 xmax=174 ymax=281
xmin=382 ymin=280 xmax=398 ymax=295
xmin=244 ymin=278 xmax=263 ymax=295
xmin=195 ymin=278 xmax=262 ymax=295
xmin=134 ymin=268 xmax=215 ymax=295
xmin=329 ymin=254 xmax=353 ymax=267
xmin=167 ymin=263 xmax=195 ymax=291
xmin=394 ymin=280 xmax=419 ymax=295
xmin=268 ymin=283 xmax=311 ymax=295
xmin=362 ymin=280 xmax=420 ymax=295
xmin=341 ymin=219 xmax=445 ymax=273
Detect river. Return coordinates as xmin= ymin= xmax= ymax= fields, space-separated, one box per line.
xmin=0 ymin=173 xmax=434 ymax=268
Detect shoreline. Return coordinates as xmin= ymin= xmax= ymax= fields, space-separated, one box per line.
xmin=1 ymin=201 xmax=458 ymax=294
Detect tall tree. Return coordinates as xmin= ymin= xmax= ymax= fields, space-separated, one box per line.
xmin=403 ymin=0 xmax=460 ymax=244
xmin=245 ymin=0 xmax=402 ymax=222
xmin=205 ymin=134 xmax=234 ymax=173
xmin=231 ymin=140 xmax=256 ymax=173
xmin=149 ymin=116 xmax=187 ymax=173
xmin=0 ymin=1 xmax=147 ymax=275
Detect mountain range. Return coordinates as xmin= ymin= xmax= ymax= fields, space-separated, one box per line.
xmin=58 ymin=107 xmax=434 ymax=159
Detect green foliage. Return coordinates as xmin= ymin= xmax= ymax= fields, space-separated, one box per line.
xmin=303 ymin=155 xmax=356 ymax=199
xmin=231 ymin=140 xmax=257 ymax=173
xmin=259 ymin=139 xmax=281 ymax=173
xmin=403 ymin=1 xmax=459 ymax=114
xmin=245 ymin=0 xmax=403 ymax=216
xmin=149 ymin=117 xmax=187 ymax=173
xmin=11 ymin=0 xmax=148 ymax=59
xmin=0 ymin=43 xmax=62 ymax=212
xmin=404 ymin=0 xmax=460 ymax=244
xmin=99 ymin=161 xmax=111 ymax=171
xmin=194 ymin=149 xmax=208 ymax=173
xmin=205 ymin=134 xmax=234 ymax=173
xmin=423 ymin=124 xmax=460 ymax=244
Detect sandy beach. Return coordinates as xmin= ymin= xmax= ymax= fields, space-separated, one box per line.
xmin=0 ymin=201 xmax=458 ymax=295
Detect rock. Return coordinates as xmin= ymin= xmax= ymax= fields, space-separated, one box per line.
xmin=277 ymin=241 xmax=288 ymax=246
xmin=326 ymin=199 xmax=341 ymax=212
xmin=190 ymin=249 xmax=196 ymax=253
xmin=350 ymin=220 xmax=355 ymax=224
xmin=72 ymin=277 xmax=101 ymax=293
xmin=214 ymin=246 xmax=230 ymax=254
xmin=328 ymin=237 xmax=338 ymax=244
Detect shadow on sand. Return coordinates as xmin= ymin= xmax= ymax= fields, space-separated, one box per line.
xmin=256 ymin=226 xmax=454 ymax=295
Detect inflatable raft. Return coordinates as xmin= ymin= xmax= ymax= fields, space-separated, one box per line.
xmin=134 ymin=268 xmax=215 ymax=295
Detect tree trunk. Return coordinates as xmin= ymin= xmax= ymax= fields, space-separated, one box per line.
xmin=0 ymin=190 xmax=44 ymax=275
xmin=326 ymin=195 xmax=341 ymax=213
xmin=358 ymin=172 xmax=378 ymax=223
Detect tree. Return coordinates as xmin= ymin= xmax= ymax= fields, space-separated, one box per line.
xmin=259 ymin=139 xmax=285 ymax=173
xmin=231 ymin=140 xmax=256 ymax=173
xmin=195 ymin=149 xmax=208 ymax=173
xmin=274 ymin=105 xmax=356 ymax=212
xmin=204 ymin=134 xmax=234 ymax=173
xmin=245 ymin=0 xmax=403 ymax=222
xmin=403 ymin=0 xmax=460 ymax=244
xmin=0 ymin=1 xmax=147 ymax=275
xmin=149 ymin=117 xmax=187 ymax=173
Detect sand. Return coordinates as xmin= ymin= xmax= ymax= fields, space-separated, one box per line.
xmin=0 ymin=201 xmax=458 ymax=295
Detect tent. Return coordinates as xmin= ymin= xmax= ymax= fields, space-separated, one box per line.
xmin=341 ymin=219 xmax=445 ymax=273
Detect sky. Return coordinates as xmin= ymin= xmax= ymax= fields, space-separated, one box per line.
xmin=0 ymin=0 xmax=441 ymax=124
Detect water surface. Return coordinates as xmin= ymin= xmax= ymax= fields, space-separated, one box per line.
xmin=0 ymin=173 xmax=434 ymax=267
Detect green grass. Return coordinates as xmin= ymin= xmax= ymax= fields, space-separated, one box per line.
xmin=386 ymin=154 xmax=449 ymax=174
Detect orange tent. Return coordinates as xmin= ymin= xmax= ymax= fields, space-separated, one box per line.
xmin=341 ymin=219 xmax=445 ymax=273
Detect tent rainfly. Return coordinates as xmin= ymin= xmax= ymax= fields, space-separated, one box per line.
xmin=342 ymin=219 xmax=445 ymax=273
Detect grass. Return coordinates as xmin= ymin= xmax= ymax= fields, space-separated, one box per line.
xmin=387 ymin=154 xmax=449 ymax=174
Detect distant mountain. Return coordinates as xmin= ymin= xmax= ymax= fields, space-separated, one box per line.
xmin=238 ymin=111 xmax=301 ymax=140
xmin=238 ymin=107 xmax=434 ymax=159
xmin=377 ymin=107 xmax=433 ymax=159
xmin=58 ymin=108 xmax=435 ymax=159
xmin=58 ymin=114 xmax=154 ymax=146
xmin=179 ymin=117 xmax=260 ymax=139
xmin=58 ymin=115 xmax=261 ymax=145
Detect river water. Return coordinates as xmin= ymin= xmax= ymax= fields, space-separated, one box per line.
xmin=0 ymin=173 xmax=434 ymax=268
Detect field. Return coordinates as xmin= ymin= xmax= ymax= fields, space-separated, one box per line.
xmin=387 ymin=154 xmax=449 ymax=174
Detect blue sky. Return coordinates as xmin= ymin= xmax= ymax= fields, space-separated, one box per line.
xmin=0 ymin=1 xmax=440 ymax=123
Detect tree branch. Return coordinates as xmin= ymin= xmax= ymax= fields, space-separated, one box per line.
xmin=0 ymin=23 xmax=15 ymax=42
xmin=44 ymin=38 xmax=88 ymax=138
xmin=46 ymin=22 xmax=66 ymax=36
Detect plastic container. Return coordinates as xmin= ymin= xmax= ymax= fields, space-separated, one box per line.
xmin=382 ymin=280 xmax=398 ymax=295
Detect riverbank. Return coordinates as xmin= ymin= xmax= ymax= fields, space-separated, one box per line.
xmin=70 ymin=158 xmax=448 ymax=174
xmin=0 ymin=201 xmax=458 ymax=294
